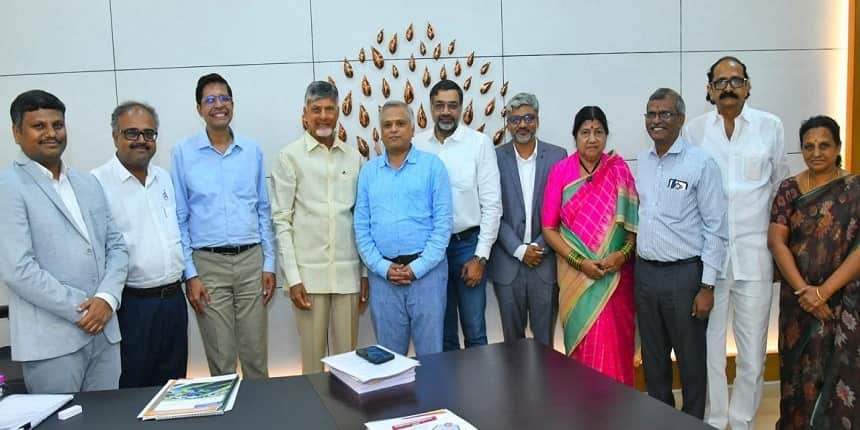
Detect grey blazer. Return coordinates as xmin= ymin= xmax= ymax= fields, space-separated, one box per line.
xmin=488 ymin=140 xmax=567 ymax=285
xmin=0 ymin=155 xmax=127 ymax=361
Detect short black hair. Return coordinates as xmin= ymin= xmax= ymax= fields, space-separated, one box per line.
xmin=572 ymin=106 xmax=609 ymax=136
xmin=799 ymin=115 xmax=842 ymax=167
xmin=10 ymin=90 xmax=65 ymax=128
xmin=706 ymin=56 xmax=750 ymax=104
xmin=195 ymin=73 xmax=233 ymax=104
xmin=429 ymin=79 xmax=463 ymax=104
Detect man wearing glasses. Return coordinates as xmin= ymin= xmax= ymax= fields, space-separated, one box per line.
xmin=685 ymin=56 xmax=789 ymax=430
xmin=92 ymin=102 xmax=187 ymax=388
xmin=487 ymin=93 xmax=565 ymax=347
xmin=635 ymin=88 xmax=727 ymax=419
xmin=171 ymin=73 xmax=275 ymax=378
xmin=413 ymin=80 xmax=501 ymax=351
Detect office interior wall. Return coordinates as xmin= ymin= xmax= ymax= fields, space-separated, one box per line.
xmin=0 ymin=0 xmax=848 ymax=373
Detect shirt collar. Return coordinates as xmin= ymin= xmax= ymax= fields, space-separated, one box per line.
xmin=710 ymin=103 xmax=751 ymax=125
xmin=197 ymin=128 xmax=240 ymax=151
xmin=649 ymin=135 xmax=688 ymax=157
xmin=428 ymin=123 xmax=466 ymax=145
xmin=110 ymin=154 xmax=155 ymax=186
xmin=27 ymin=151 xmax=69 ymax=182
xmin=303 ymin=131 xmax=345 ymax=153
xmin=381 ymin=144 xmax=418 ymax=168
xmin=514 ymin=140 xmax=538 ymax=162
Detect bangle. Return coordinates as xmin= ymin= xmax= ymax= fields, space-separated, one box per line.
xmin=815 ymin=287 xmax=825 ymax=302
xmin=566 ymin=250 xmax=583 ymax=271
xmin=619 ymin=241 xmax=635 ymax=261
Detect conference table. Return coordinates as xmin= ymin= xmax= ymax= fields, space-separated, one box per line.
xmin=39 ymin=339 xmax=710 ymax=429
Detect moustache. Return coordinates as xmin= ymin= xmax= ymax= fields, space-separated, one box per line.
xmin=720 ymin=92 xmax=739 ymax=100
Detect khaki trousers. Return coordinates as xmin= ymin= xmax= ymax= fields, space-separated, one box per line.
xmin=192 ymin=247 xmax=268 ymax=379
xmin=294 ymin=292 xmax=359 ymax=374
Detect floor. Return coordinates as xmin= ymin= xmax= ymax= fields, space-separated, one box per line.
xmin=672 ymin=381 xmax=780 ymax=428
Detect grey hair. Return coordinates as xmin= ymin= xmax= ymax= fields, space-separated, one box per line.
xmin=648 ymin=88 xmax=686 ymax=115
xmin=111 ymin=101 xmax=159 ymax=133
xmin=304 ymin=81 xmax=338 ymax=104
xmin=505 ymin=92 xmax=539 ymax=114
xmin=379 ymin=100 xmax=415 ymax=124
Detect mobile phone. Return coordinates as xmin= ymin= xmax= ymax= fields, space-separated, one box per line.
xmin=356 ymin=345 xmax=395 ymax=364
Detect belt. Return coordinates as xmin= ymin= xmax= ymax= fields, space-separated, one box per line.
xmin=197 ymin=243 xmax=259 ymax=256
xmin=638 ymin=256 xmax=701 ymax=267
xmin=451 ymin=226 xmax=480 ymax=241
xmin=123 ymin=280 xmax=182 ymax=299
xmin=384 ymin=253 xmax=421 ymax=265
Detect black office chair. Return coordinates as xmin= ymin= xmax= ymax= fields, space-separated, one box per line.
xmin=0 ymin=305 xmax=27 ymax=394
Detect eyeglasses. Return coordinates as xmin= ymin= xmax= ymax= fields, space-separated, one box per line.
xmin=121 ymin=128 xmax=158 ymax=142
xmin=710 ymin=77 xmax=747 ymax=90
xmin=644 ymin=111 xmax=677 ymax=120
xmin=201 ymin=94 xmax=233 ymax=105
xmin=431 ymin=102 xmax=460 ymax=112
xmin=507 ymin=114 xmax=537 ymax=125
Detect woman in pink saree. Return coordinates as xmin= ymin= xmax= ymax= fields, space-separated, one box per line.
xmin=542 ymin=106 xmax=638 ymax=385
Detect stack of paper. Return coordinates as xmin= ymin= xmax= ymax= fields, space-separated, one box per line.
xmin=322 ymin=346 xmax=420 ymax=394
xmin=365 ymin=409 xmax=478 ymax=430
xmin=0 ymin=394 xmax=73 ymax=430
xmin=137 ymin=373 xmax=241 ymax=421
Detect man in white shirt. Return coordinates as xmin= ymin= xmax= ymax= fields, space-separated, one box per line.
xmin=487 ymin=93 xmax=566 ymax=347
xmin=271 ymin=81 xmax=368 ymax=374
xmin=0 ymin=90 xmax=127 ymax=393
xmin=92 ymin=101 xmax=188 ymax=388
xmin=414 ymin=80 xmax=502 ymax=351
xmin=684 ymin=56 xmax=789 ymax=430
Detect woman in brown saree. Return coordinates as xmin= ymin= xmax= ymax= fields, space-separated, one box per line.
xmin=768 ymin=115 xmax=860 ymax=429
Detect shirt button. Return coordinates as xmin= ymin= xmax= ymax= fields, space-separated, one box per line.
xmin=85 ymin=248 xmax=93 ymax=255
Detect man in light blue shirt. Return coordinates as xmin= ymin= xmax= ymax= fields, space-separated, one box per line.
xmin=171 ymin=73 xmax=275 ymax=378
xmin=354 ymin=100 xmax=453 ymax=355
xmin=634 ymin=88 xmax=728 ymax=419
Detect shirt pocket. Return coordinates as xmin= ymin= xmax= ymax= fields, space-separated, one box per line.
xmin=448 ymin=164 xmax=475 ymax=192
xmin=334 ymin=168 xmax=358 ymax=207
xmin=659 ymin=186 xmax=691 ymax=221
xmin=743 ymin=154 xmax=767 ymax=182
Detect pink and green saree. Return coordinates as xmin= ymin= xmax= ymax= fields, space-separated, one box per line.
xmin=542 ymin=151 xmax=638 ymax=385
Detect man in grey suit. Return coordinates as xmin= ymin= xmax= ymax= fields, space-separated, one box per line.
xmin=0 ymin=90 xmax=128 ymax=393
xmin=488 ymin=93 xmax=566 ymax=347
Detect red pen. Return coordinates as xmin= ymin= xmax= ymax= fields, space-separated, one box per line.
xmin=391 ymin=415 xmax=437 ymax=429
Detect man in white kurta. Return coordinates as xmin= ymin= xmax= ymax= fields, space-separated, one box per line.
xmin=684 ymin=56 xmax=789 ymax=430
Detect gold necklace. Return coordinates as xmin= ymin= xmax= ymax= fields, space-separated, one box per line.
xmin=807 ymin=167 xmax=840 ymax=190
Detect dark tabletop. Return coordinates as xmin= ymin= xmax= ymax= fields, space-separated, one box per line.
xmin=38 ymin=375 xmax=337 ymax=429
xmin=307 ymin=339 xmax=711 ymax=429
xmin=34 ymin=339 xmax=710 ymax=430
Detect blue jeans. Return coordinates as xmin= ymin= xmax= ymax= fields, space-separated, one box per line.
xmin=369 ymin=258 xmax=448 ymax=356
xmin=443 ymin=231 xmax=488 ymax=351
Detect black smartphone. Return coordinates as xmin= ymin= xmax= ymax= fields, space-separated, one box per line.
xmin=356 ymin=345 xmax=395 ymax=364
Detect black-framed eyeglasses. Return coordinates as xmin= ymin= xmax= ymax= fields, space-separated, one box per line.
xmin=507 ymin=114 xmax=537 ymax=125
xmin=201 ymin=94 xmax=233 ymax=105
xmin=644 ymin=111 xmax=677 ymax=120
xmin=710 ymin=77 xmax=747 ymax=90
xmin=121 ymin=128 xmax=158 ymax=142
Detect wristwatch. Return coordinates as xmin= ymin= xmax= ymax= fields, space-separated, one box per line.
xmin=474 ymin=256 xmax=488 ymax=266
xmin=700 ymin=283 xmax=715 ymax=291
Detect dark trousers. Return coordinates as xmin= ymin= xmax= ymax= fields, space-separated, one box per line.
xmin=493 ymin=268 xmax=558 ymax=348
xmin=118 ymin=285 xmax=189 ymax=388
xmin=634 ymin=257 xmax=708 ymax=419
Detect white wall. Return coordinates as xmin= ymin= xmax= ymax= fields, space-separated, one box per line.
xmin=0 ymin=0 xmax=848 ymax=372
